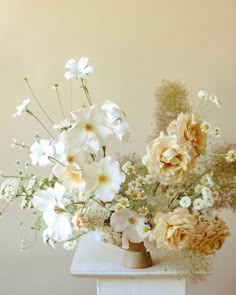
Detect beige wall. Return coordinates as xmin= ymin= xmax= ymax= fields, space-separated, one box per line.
xmin=0 ymin=0 xmax=236 ymax=294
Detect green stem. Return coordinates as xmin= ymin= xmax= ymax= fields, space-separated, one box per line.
xmin=80 ymin=78 xmax=92 ymax=106
xmin=0 ymin=203 xmax=9 ymax=216
xmin=15 ymin=143 xmax=30 ymax=149
xmin=26 ymin=109 xmax=54 ymax=139
xmin=47 ymin=156 xmax=65 ymax=167
xmin=0 ymin=174 xmax=45 ymax=181
xmin=55 ymin=88 xmax=66 ymax=120
xmin=25 ymin=80 xmax=54 ymax=125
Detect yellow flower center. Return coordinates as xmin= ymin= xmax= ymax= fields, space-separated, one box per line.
xmin=85 ymin=123 xmax=93 ymax=132
xmin=129 ymin=217 xmax=136 ymax=225
xmin=67 ymin=155 xmax=74 ymax=163
xmin=65 ymin=168 xmax=82 ymax=183
xmin=98 ymin=174 xmax=107 ymax=183
xmin=127 ymin=167 xmax=133 ymax=173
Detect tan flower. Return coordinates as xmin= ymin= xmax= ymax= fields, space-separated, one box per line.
xmin=190 ymin=217 xmax=230 ymax=256
xmin=167 ymin=113 xmax=206 ymax=154
xmin=144 ymin=132 xmax=195 ymax=185
xmin=149 ymin=208 xmax=196 ymax=251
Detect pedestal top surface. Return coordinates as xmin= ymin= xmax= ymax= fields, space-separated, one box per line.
xmin=70 ymin=233 xmax=185 ymax=278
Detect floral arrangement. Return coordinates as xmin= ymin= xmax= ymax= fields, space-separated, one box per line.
xmin=1 ymin=57 xmax=235 ymax=279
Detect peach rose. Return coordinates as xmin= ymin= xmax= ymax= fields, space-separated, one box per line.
xmin=167 ymin=113 xmax=206 ymax=154
xmin=144 ymin=132 xmax=196 ymax=185
xmin=190 ymin=217 xmax=230 ymax=256
xmin=149 ymin=208 xmax=196 ymax=251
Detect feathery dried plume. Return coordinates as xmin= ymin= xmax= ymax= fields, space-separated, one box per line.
xmin=151 ymin=80 xmax=191 ymax=139
xmin=209 ymin=144 xmax=236 ymax=211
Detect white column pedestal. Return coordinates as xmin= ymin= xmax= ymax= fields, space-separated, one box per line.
xmin=71 ymin=233 xmax=190 ymax=295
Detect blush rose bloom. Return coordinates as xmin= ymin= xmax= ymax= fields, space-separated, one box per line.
xmin=144 ymin=132 xmax=196 ymax=185
xmin=149 ymin=208 xmax=196 ymax=251
xmin=190 ymin=217 xmax=230 ymax=256
xmin=167 ymin=113 xmax=206 ymax=154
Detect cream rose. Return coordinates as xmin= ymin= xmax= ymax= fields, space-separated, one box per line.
xmin=144 ymin=132 xmax=195 ymax=185
xmin=149 ymin=208 xmax=196 ymax=251
xmin=167 ymin=113 xmax=206 ymax=154
xmin=190 ymin=217 xmax=230 ymax=256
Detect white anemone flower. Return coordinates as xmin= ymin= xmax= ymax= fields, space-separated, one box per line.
xmin=65 ymin=105 xmax=114 ymax=154
xmin=193 ymin=198 xmax=205 ymax=211
xmin=83 ymin=156 xmax=125 ymax=202
xmin=64 ymin=57 xmax=95 ymax=80
xmin=53 ymin=163 xmax=85 ymax=191
xmin=101 ymin=100 xmax=131 ymax=143
xmin=110 ymin=208 xmax=146 ymax=249
xmin=13 ymin=98 xmax=30 ymax=117
xmin=30 ymin=139 xmax=55 ymax=167
xmin=33 ymin=182 xmax=73 ymax=242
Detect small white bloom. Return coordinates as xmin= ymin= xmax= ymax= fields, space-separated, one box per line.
xmin=200 ymin=174 xmax=214 ymax=188
xmin=64 ymin=57 xmax=95 ymax=80
xmin=125 ymin=188 xmax=139 ymax=200
xmin=166 ymin=188 xmax=176 ymax=199
xmin=201 ymin=186 xmax=212 ymax=198
xmin=197 ymin=90 xmax=208 ymax=100
xmin=200 ymin=122 xmax=211 ymax=133
xmin=83 ymin=156 xmax=125 ymax=202
xmin=202 ymin=195 xmax=215 ymax=208
xmin=73 ymin=191 xmax=90 ymax=202
xmin=138 ymin=190 xmax=147 ymax=200
xmin=179 ymin=196 xmax=191 ymax=208
xmin=211 ymin=127 xmax=221 ymax=137
xmin=226 ymin=149 xmax=236 ymax=163
xmin=122 ymin=161 xmax=136 ymax=175
xmin=209 ymin=95 xmax=221 ymax=108
xmin=128 ymin=180 xmax=140 ymax=190
xmin=135 ymin=175 xmax=145 ymax=186
xmin=138 ymin=206 xmax=149 ymax=216
xmin=143 ymin=174 xmax=154 ymax=184
xmin=138 ymin=224 xmax=151 ymax=238
xmin=117 ymin=197 xmax=130 ymax=209
xmin=13 ymin=98 xmax=30 ymax=117
xmin=11 ymin=138 xmax=16 ymax=148
xmin=193 ymin=198 xmax=205 ymax=210
xmin=30 ymin=139 xmax=55 ymax=167
xmin=53 ymin=119 xmax=74 ymax=130
xmin=0 ymin=178 xmax=20 ymax=203
xmin=63 ymin=240 xmax=77 ymax=251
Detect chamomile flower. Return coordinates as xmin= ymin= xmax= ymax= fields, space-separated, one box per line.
xmin=225 ymin=149 xmax=236 ymax=163
xmin=122 ymin=161 xmax=136 ymax=175
xmin=138 ymin=224 xmax=151 ymax=238
xmin=166 ymin=189 xmax=176 ymax=199
xmin=126 ymin=188 xmax=139 ymax=200
xmin=138 ymin=190 xmax=147 ymax=200
xmin=128 ymin=180 xmax=140 ymax=190
xmin=116 ymin=197 xmax=130 ymax=209
xmin=193 ymin=198 xmax=205 ymax=211
xmin=138 ymin=206 xmax=149 ymax=216
xmin=135 ymin=175 xmax=145 ymax=186
xmin=200 ymin=122 xmax=211 ymax=133
xmin=197 ymin=90 xmax=209 ymax=100
xmin=211 ymin=127 xmax=221 ymax=137
xmin=11 ymin=138 xmax=16 ymax=148
xmin=63 ymin=240 xmax=77 ymax=251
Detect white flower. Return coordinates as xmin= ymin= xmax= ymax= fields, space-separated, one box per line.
xmin=193 ymin=198 xmax=205 ymax=211
xmin=200 ymin=174 xmax=214 ymax=188
xmin=110 ymin=208 xmax=146 ymax=249
xmin=225 ymin=149 xmax=236 ymax=163
xmin=179 ymin=196 xmax=191 ymax=208
xmin=138 ymin=224 xmax=151 ymax=238
xmin=64 ymin=57 xmax=95 ymax=80
xmin=65 ymin=105 xmax=114 ymax=154
xmin=101 ymin=100 xmax=131 ymax=143
xmin=211 ymin=127 xmax=221 ymax=137
xmin=0 ymin=178 xmax=20 ymax=203
xmin=53 ymin=119 xmax=74 ymax=130
xmin=209 ymin=95 xmax=221 ymax=108
xmin=197 ymin=90 xmax=208 ymax=100
xmin=200 ymin=122 xmax=211 ymax=133
xmin=13 ymin=98 xmax=30 ymax=117
xmin=53 ymin=163 xmax=85 ymax=191
xmin=30 ymin=139 xmax=55 ymax=167
xmin=33 ymin=183 xmax=73 ymax=242
xmin=11 ymin=138 xmax=16 ymax=148
xmin=63 ymin=240 xmax=77 ymax=251
xmin=138 ymin=206 xmax=149 ymax=216
xmin=116 ymin=197 xmax=130 ymax=209
xmin=122 ymin=161 xmax=136 ymax=175
xmin=83 ymin=156 xmax=125 ymax=202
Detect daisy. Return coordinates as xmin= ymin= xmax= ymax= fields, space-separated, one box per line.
xmin=200 ymin=122 xmax=211 ymax=133
xmin=225 ymin=149 xmax=236 ymax=163
xmin=13 ymin=98 xmax=30 ymax=117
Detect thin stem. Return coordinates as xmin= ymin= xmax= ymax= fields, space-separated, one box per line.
xmin=15 ymin=143 xmax=30 ymax=149
xmin=26 ymin=109 xmax=54 ymax=139
xmin=55 ymin=88 xmax=66 ymax=120
xmin=25 ymin=80 xmax=54 ymax=125
xmin=0 ymin=174 xmax=45 ymax=181
xmin=48 ymin=156 xmax=65 ymax=167
xmin=0 ymin=203 xmax=9 ymax=216
xmin=80 ymin=78 xmax=92 ymax=106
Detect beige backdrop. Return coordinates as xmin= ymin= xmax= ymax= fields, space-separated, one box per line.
xmin=0 ymin=0 xmax=236 ymax=294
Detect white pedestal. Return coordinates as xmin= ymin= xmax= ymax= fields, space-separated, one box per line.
xmin=70 ymin=233 xmax=190 ymax=295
